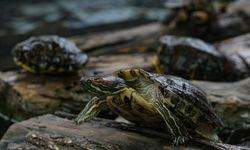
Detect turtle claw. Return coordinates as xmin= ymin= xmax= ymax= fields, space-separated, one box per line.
xmin=173 ymin=136 xmax=190 ymax=146
xmin=74 ymin=114 xmax=87 ymax=125
xmin=74 ymin=116 xmax=82 ymax=125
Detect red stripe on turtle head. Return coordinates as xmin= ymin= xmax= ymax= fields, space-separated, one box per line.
xmin=94 ymin=77 xmax=112 ymax=83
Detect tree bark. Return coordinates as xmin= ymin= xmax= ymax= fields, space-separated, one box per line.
xmin=0 ymin=114 xmax=247 ymax=150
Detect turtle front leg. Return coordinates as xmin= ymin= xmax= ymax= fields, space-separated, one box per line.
xmin=75 ymin=97 xmax=107 ymax=124
xmin=151 ymin=99 xmax=191 ymax=145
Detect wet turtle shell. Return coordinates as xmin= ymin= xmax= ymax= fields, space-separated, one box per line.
xmin=113 ymin=68 xmax=223 ymax=126
xmin=12 ymin=35 xmax=88 ymax=74
xmin=154 ymin=35 xmax=237 ymax=81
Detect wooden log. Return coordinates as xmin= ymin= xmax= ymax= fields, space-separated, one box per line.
xmin=0 ymin=114 xmax=247 ymax=150
xmin=194 ymin=78 xmax=250 ymax=125
xmin=216 ymin=33 xmax=250 ymax=75
xmin=69 ymin=23 xmax=161 ymax=55
xmin=192 ymin=78 xmax=250 ymax=144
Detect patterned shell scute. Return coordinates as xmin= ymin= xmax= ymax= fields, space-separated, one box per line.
xmin=160 ymin=35 xmax=221 ymax=57
xmin=12 ymin=35 xmax=88 ymax=74
xmin=148 ymin=72 xmax=223 ymax=127
xmin=156 ymin=35 xmax=236 ymax=81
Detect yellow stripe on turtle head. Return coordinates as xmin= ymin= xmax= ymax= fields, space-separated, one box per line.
xmin=14 ymin=60 xmax=36 ymax=73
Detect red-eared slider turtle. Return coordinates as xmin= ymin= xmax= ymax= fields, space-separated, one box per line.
xmin=153 ymin=35 xmax=238 ymax=81
xmin=75 ymin=68 xmax=223 ymax=145
xmin=12 ymin=35 xmax=88 ymax=74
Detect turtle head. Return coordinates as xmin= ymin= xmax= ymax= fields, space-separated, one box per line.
xmin=80 ymin=76 xmax=127 ymax=96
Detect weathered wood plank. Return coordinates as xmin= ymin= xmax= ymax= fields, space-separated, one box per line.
xmin=70 ymin=22 xmax=161 ymax=53
xmin=216 ymin=33 xmax=250 ymax=75
xmin=192 ymin=78 xmax=250 ymax=144
xmin=0 ymin=114 xmax=247 ymax=150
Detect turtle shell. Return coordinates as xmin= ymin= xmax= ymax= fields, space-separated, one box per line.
xmin=154 ymin=35 xmax=236 ymax=81
xmin=114 ymin=68 xmax=223 ymax=129
xmin=146 ymin=71 xmax=223 ymax=128
xmin=12 ymin=35 xmax=88 ymax=74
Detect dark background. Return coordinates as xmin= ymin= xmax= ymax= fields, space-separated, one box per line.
xmin=0 ymin=0 xmax=166 ymax=71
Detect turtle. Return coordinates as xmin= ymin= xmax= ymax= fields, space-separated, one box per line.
xmin=162 ymin=0 xmax=232 ymax=41
xmin=153 ymin=35 xmax=238 ymax=81
xmin=12 ymin=35 xmax=88 ymax=74
xmin=75 ymin=68 xmax=223 ymax=145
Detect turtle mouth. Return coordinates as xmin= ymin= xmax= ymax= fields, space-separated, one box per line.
xmin=81 ymin=81 xmax=99 ymax=94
